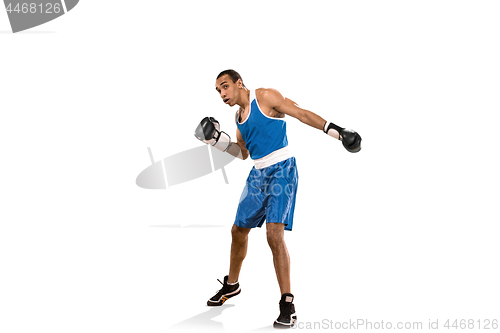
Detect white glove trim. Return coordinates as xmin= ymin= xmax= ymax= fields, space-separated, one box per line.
xmin=213 ymin=131 xmax=231 ymax=152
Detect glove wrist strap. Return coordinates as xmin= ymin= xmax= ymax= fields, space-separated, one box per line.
xmin=323 ymin=121 xmax=344 ymax=140
xmin=213 ymin=131 xmax=231 ymax=152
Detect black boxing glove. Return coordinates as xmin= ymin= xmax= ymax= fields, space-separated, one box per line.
xmin=194 ymin=117 xmax=232 ymax=152
xmin=323 ymin=121 xmax=362 ymax=153
xmin=339 ymin=128 xmax=362 ymax=153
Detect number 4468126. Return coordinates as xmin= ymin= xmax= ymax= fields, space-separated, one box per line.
xmin=6 ymin=3 xmax=62 ymax=14
xmin=444 ymin=319 xmax=498 ymax=330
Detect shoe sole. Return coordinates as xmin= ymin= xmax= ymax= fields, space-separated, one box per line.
xmin=273 ymin=314 xmax=297 ymax=329
xmin=206 ymin=288 xmax=241 ymax=306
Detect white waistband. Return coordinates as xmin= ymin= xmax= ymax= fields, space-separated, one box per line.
xmin=254 ymin=146 xmax=293 ymax=169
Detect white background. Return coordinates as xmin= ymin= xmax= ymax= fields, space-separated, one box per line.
xmin=1 ymin=1 xmax=499 ymax=332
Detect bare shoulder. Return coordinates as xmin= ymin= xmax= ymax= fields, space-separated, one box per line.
xmin=255 ymin=88 xmax=285 ymax=108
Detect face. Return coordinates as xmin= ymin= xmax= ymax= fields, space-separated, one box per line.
xmin=215 ymin=74 xmax=242 ymax=107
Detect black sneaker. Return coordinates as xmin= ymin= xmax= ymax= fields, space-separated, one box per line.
xmin=207 ymin=275 xmax=241 ymax=306
xmin=273 ymin=293 xmax=297 ymax=329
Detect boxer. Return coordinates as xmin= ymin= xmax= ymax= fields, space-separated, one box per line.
xmin=195 ymin=69 xmax=361 ymax=328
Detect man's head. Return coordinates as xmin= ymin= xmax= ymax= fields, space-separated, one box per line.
xmin=215 ymin=69 xmax=246 ymax=107
xmin=217 ymin=69 xmax=245 ymax=87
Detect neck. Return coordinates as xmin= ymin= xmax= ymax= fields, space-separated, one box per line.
xmin=237 ymin=88 xmax=250 ymax=109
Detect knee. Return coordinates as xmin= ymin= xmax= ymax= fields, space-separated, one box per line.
xmin=231 ymin=224 xmax=249 ymax=244
xmin=266 ymin=229 xmax=284 ymax=250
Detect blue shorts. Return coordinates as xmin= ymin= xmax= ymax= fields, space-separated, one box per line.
xmin=234 ymin=157 xmax=298 ymax=231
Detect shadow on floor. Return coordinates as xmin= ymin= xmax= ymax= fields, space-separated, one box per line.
xmin=168 ymin=304 xmax=234 ymax=332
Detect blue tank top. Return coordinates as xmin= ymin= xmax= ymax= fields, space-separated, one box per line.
xmin=236 ymin=90 xmax=288 ymax=160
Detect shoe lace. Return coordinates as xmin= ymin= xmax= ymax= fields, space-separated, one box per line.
xmin=214 ymin=278 xmax=224 ymax=293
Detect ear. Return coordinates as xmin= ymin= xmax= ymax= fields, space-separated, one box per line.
xmin=237 ymin=79 xmax=243 ymax=89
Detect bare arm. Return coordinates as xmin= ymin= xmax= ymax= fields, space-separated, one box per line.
xmin=226 ymin=127 xmax=249 ymax=160
xmin=261 ymin=88 xmax=340 ymax=139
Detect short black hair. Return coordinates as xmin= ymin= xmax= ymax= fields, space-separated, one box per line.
xmin=217 ymin=69 xmax=245 ymax=87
